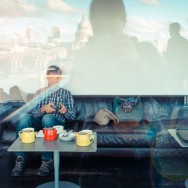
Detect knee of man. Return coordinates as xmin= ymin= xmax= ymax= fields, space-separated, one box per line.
xmin=42 ymin=114 xmax=55 ymax=127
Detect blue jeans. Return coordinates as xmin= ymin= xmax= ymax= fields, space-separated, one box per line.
xmin=15 ymin=113 xmax=64 ymax=161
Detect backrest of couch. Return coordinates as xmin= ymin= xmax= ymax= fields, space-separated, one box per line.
xmin=74 ymin=96 xmax=113 ymax=122
xmin=141 ymin=96 xmax=183 ymax=121
xmin=1 ymin=95 xmax=184 ymax=124
xmin=73 ymin=95 xmax=184 ymax=123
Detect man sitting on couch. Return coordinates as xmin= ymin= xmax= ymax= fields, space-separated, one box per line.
xmin=11 ymin=65 xmax=76 ymax=176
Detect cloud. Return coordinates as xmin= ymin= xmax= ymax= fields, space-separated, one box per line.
xmin=126 ymin=16 xmax=169 ymax=53
xmin=0 ymin=0 xmax=43 ymax=17
xmin=127 ymin=16 xmax=167 ymax=40
xmin=0 ymin=0 xmax=77 ymax=17
xmin=140 ymin=0 xmax=159 ymax=5
xmin=46 ymin=0 xmax=77 ymax=13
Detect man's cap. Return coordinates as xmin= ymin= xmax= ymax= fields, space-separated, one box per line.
xmin=46 ymin=65 xmax=62 ymax=75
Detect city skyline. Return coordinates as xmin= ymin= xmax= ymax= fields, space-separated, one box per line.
xmin=0 ymin=0 xmax=188 ymax=52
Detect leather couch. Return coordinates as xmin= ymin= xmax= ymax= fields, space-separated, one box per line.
xmin=0 ymin=95 xmax=184 ymax=158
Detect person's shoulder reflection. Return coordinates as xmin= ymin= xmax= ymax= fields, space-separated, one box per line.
xmin=9 ymin=86 xmax=24 ymax=101
xmin=66 ymin=0 xmax=164 ymax=95
xmin=0 ymin=88 xmax=9 ymax=103
xmin=166 ymin=22 xmax=188 ymax=65
xmin=130 ymin=36 xmax=161 ymax=66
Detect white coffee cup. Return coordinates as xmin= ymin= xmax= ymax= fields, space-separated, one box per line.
xmin=53 ymin=125 xmax=64 ymax=134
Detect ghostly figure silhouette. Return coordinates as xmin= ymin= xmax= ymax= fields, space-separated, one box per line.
xmin=65 ymin=0 xmax=171 ymax=95
xmin=9 ymin=86 xmax=24 ymax=101
xmin=166 ymin=22 xmax=188 ymax=90
xmin=0 ymin=88 xmax=9 ymax=103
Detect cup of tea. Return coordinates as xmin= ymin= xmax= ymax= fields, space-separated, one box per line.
xmin=19 ymin=128 xmax=35 ymax=143
xmin=75 ymin=131 xmax=94 ymax=147
xmin=43 ymin=127 xmax=57 ymax=141
xmin=53 ymin=125 xmax=64 ymax=134
xmin=79 ymin=130 xmax=93 ymax=139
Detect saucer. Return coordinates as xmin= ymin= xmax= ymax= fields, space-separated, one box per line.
xmin=36 ymin=130 xmax=44 ymax=138
xmin=59 ymin=132 xmax=75 ymax=141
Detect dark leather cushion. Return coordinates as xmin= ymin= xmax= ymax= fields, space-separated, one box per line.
xmin=79 ymin=121 xmax=155 ymax=148
xmin=2 ymin=129 xmax=16 ymax=145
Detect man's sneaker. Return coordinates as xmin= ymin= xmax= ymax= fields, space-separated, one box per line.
xmin=37 ymin=159 xmax=53 ymax=176
xmin=11 ymin=156 xmax=25 ymax=176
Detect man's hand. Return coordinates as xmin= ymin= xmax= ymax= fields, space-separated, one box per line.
xmin=58 ymin=103 xmax=68 ymax=114
xmin=41 ymin=103 xmax=56 ymax=114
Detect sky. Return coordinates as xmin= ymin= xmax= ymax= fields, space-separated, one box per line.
xmin=0 ymin=0 xmax=188 ymax=51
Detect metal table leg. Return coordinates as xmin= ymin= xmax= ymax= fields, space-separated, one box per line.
xmin=36 ymin=151 xmax=80 ymax=188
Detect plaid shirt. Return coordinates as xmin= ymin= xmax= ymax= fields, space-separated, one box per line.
xmin=31 ymin=86 xmax=76 ymax=122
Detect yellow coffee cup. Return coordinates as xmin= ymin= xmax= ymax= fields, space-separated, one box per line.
xmin=75 ymin=132 xmax=94 ymax=147
xmin=19 ymin=128 xmax=35 ymax=143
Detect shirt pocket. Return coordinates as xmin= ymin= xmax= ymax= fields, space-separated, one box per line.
xmin=54 ymin=95 xmax=64 ymax=106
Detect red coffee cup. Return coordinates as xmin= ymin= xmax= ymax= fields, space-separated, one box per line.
xmin=42 ymin=128 xmax=57 ymax=141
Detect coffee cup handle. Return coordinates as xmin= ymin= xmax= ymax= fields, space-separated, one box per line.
xmin=18 ymin=131 xmax=22 ymax=139
xmin=90 ymin=135 xmax=95 ymax=145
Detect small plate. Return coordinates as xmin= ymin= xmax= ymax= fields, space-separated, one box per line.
xmin=59 ymin=132 xmax=75 ymax=141
xmin=36 ymin=130 xmax=44 ymax=138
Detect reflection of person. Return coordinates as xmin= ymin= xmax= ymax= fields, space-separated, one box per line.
xmin=11 ymin=65 xmax=76 ymax=177
xmin=166 ymin=22 xmax=188 ymax=89
xmin=0 ymin=88 xmax=9 ymax=103
xmin=65 ymin=0 xmax=168 ymax=95
xmin=9 ymin=85 xmax=24 ymax=101
xmin=66 ymin=0 xmax=142 ymax=95
xmin=166 ymin=22 xmax=188 ymax=64
xmin=130 ymin=36 xmax=162 ymax=65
